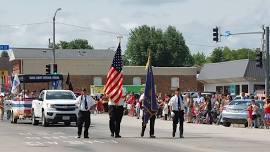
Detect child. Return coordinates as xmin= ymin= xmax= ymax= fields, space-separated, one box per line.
xmin=247 ymin=104 xmax=253 ymax=128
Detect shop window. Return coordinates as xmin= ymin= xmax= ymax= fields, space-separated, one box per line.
xmin=93 ymin=77 xmax=102 ymax=85
xmin=242 ymin=85 xmax=248 ymax=93
xmin=171 ymin=77 xmax=179 ymax=90
xmin=133 ymin=77 xmax=141 ymax=85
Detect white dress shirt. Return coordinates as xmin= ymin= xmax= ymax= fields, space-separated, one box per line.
xmin=77 ymin=95 xmax=95 ymax=111
xmin=108 ymin=98 xmax=124 ymax=106
xmin=169 ymin=95 xmax=185 ymax=111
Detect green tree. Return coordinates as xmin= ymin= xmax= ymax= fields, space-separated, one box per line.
xmin=210 ymin=47 xmax=225 ymax=63
xmin=192 ymin=52 xmax=207 ymax=66
xmin=233 ymin=48 xmax=256 ymax=60
xmin=125 ymin=25 xmax=193 ymax=67
xmin=163 ymin=26 xmax=194 ymax=66
xmin=1 ymin=51 xmax=9 ymax=58
xmin=50 ymin=39 xmax=94 ymax=49
xmin=125 ymin=25 xmax=163 ymax=66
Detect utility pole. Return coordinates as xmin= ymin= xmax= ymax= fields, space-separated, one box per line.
xmin=52 ymin=8 xmax=62 ymax=64
xmin=265 ymin=26 xmax=269 ymax=98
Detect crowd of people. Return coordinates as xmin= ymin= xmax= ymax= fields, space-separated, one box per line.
xmin=120 ymin=91 xmax=270 ymax=129
xmin=1 ymin=89 xmax=270 ymax=131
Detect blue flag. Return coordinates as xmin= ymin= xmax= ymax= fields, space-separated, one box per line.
xmin=143 ymin=51 xmax=158 ymax=124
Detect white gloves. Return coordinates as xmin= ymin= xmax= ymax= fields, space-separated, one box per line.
xmin=171 ymin=111 xmax=175 ymax=117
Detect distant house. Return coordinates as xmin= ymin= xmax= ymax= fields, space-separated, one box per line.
xmin=198 ymin=59 xmax=265 ymax=95
xmin=8 ymin=48 xmax=198 ymax=95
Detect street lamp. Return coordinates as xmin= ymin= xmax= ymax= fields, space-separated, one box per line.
xmin=52 ymin=8 xmax=62 ymax=64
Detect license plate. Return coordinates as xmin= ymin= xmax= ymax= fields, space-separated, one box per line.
xmin=62 ymin=116 xmax=70 ymax=120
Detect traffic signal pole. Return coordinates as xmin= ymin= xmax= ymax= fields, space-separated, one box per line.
xmin=214 ymin=26 xmax=270 ymax=98
xmin=265 ymin=26 xmax=269 ymax=98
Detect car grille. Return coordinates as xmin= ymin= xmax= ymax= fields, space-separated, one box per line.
xmin=227 ymin=109 xmax=245 ymax=113
xmin=55 ymin=104 xmax=76 ymax=111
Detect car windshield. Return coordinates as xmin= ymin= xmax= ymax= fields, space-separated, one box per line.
xmin=229 ymin=100 xmax=250 ymax=106
xmin=46 ymin=91 xmax=76 ymax=100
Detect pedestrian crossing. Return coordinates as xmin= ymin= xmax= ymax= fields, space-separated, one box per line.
xmin=18 ymin=132 xmax=119 ymax=147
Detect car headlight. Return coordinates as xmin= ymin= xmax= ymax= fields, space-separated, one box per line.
xmin=46 ymin=103 xmax=56 ymax=108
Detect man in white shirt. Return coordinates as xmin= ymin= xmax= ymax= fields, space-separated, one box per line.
xmin=169 ymin=88 xmax=185 ymax=138
xmin=77 ymin=88 xmax=95 ymax=138
xmin=108 ymin=97 xmax=124 ymax=138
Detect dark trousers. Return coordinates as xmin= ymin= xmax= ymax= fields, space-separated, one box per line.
xmin=164 ymin=114 xmax=168 ymax=120
xmin=141 ymin=114 xmax=156 ymax=136
xmin=77 ymin=111 xmax=91 ymax=137
xmin=206 ymin=110 xmax=213 ymax=124
xmin=173 ymin=110 xmax=184 ymax=136
xmin=109 ymin=105 xmax=124 ymax=136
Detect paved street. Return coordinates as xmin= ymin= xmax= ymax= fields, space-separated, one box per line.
xmin=0 ymin=114 xmax=269 ymax=152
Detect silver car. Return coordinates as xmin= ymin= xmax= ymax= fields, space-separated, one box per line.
xmin=221 ymin=99 xmax=264 ymax=127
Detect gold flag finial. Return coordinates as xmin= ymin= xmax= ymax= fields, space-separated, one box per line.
xmin=145 ymin=49 xmax=151 ymax=70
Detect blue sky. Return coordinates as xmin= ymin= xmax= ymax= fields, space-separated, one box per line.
xmin=0 ymin=0 xmax=269 ymax=55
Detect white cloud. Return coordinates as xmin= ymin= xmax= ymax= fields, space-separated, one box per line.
xmin=120 ymin=0 xmax=187 ymax=5
xmin=0 ymin=0 xmax=269 ymax=54
xmin=121 ymin=22 xmax=139 ymax=31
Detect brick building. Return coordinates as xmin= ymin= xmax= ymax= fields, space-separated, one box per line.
xmin=8 ymin=48 xmax=198 ymax=95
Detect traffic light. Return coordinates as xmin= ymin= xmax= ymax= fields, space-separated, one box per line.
xmin=213 ymin=27 xmax=219 ymax=42
xmin=45 ymin=64 xmax=51 ymax=74
xmin=53 ymin=64 xmax=57 ymax=74
xmin=256 ymin=51 xmax=263 ymax=68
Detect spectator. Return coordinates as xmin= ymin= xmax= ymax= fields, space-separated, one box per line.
xmin=264 ymin=98 xmax=270 ymax=129
xmin=162 ymin=100 xmax=169 ymax=120
xmin=240 ymin=92 xmax=248 ymax=100
xmin=185 ymin=93 xmax=194 ymax=123
xmin=205 ymin=96 xmax=213 ymax=124
xmin=0 ymin=93 xmax=4 ymax=120
xmin=247 ymin=103 xmax=253 ymax=128
xmin=157 ymin=96 xmax=164 ymax=118
xmin=135 ymin=99 xmax=141 ymax=119
xmin=96 ymin=98 xmax=104 ymax=114
xmin=196 ymin=92 xmax=205 ymax=105
xmin=251 ymin=99 xmax=259 ymax=128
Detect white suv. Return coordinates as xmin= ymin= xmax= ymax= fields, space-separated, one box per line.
xmin=32 ymin=90 xmax=79 ymax=127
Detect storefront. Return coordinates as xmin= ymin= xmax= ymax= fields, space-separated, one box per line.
xmin=198 ymin=59 xmax=265 ymax=95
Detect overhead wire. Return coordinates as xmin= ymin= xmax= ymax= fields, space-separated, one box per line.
xmin=0 ymin=21 xmax=51 ymax=27
xmin=56 ymin=22 xmax=129 ymax=37
xmin=0 ymin=21 xmax=219 ymax=48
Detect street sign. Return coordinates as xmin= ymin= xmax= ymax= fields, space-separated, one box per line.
xmin=224 ymin=31 xmax=231 ymax=37
xmin=0 ymin=45 xmax=9 ymax=50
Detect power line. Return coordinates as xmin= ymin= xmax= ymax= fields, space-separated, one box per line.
xmin=0 ymin=21 xmax=221 ymax=48
xmin=0 ymin=21 xmax=51 ymax=28
xmin=56 ymin=22 xmax=129 ymax=37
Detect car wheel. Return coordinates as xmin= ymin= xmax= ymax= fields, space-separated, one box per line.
xmin=223 ymin=122 xmax=231 ymax=127
xmin=10 ymin=111 xmax=14 ymax=123
xmin=42 ymin=112 xmax=49 ymax=127
xmin=32 ymin=111 xmax=39 ymax=126
xmin=11 ymin=111 xmax=17 ymax=124
xmin=244 ymin=122 xmax=248 ymax=128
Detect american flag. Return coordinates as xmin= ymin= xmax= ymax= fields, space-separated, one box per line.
xmin=104 ymin=43 xmax=123 ymax=105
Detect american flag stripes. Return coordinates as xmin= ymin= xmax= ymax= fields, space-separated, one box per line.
xmin=104 ymin=43 xmax=123 ymax=105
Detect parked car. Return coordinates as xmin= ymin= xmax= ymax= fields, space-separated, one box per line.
xmin=32 ymin=90 xmax=79 ymax=127
xmin=221 ymin=99 xmax=264 ymax=127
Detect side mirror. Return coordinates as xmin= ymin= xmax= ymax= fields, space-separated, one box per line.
xmin=38 ymin=97 xmax=43 ymax=101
